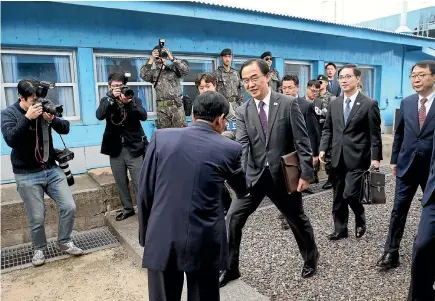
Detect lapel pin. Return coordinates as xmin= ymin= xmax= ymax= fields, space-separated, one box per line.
xmin=273 ymin=102 xmax=278 ymax=106
xmin=356 ymin=102 xmax=361 ymax=105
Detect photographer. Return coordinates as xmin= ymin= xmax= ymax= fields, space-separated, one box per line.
xmin=140 ymin=43 xmax=189 ymax=129
xmin=96 ymin=72 xmax=148 ymax=221
xmin=1 ymin=79 xmax=83 ymax=267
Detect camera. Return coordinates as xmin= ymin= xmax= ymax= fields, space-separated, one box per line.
xmin=106 ymin=72 xmax=134 ymax=100
xmin=158 ymin=38 xmax=168 ymax=59
xmin=35 ymin=81 xmax=64 ymax=117
xmin=54 ymin=148 xmax=75 ymax=186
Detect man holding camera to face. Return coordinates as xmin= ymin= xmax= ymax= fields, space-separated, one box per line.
xmin=1 ymin=79 xmax=83 ymax=267
xmin=140 ymin=41 xmax=189 ymax=129
xmin=96 ymin=72 xmax=148 ymax=221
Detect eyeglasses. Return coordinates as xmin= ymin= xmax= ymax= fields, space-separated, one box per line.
xmin=110 ymin=84 xmax=123 ymax=88
xmin=264 ymin=57 xmax=272 ymax=61
xmin=242 ymin=75 xmax=265 ymax=85
xmin=409 ymin=73 xmax=432 ymax=80
xmin=338 ymin=75 xmax=355 ymax=81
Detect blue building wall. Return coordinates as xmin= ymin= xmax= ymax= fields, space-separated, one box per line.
xmin=1 ymin=1 xmax=433 ymax=182
xmin=358 ymin=6 xmax=435 ymax=33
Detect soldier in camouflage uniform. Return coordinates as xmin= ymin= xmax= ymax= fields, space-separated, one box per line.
xmin=315 ymin=74 xmax=336 ymax=189
xmin=261 ymin=51 xmax=281 ymax=92
xmin=140 ymin=45 xmax=189 ymax=129
xmin=213 ymin=48 xmax=243 ymax=113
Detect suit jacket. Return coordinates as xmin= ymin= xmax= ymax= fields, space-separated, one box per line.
xmin=391 ymin=94 xmax=435 ymax=178
xmin=235 ymin=91 xmax=314 ymax=190
xmin=319 ymin=92 xmax=382 ymax=170
xmin=327 ymin=77 xmax=341 ymax=97
xmin=137 ymin=122 xmax=248 ymax=272
xmin=96 ymin=96 xmax=148 ymax=157
xmin=422 ymin=129 xmax=435 ymax=207
xmin=297 ymin=97 xmax=321 ymax=157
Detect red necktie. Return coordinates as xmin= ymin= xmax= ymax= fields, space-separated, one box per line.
xmin=419 ymin=98 xmax=428 ymax=129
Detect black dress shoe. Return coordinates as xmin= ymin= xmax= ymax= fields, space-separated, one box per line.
xmin=377 ymin=252 xmax=400 ymax=269
xmin=355 ymin=226 xmax=366 ymax=238
xmin=219 ymin=269 xmax=241 ymax=288
xmin=301 ymin=253 xmax=319 ymax=278
xmin=328 ymin=231 xmax=348 ymax=241
xmin=116 ymin=211 xmax=135 ymax=221
xmin=322 ymin=180 xmax=333 ymax=190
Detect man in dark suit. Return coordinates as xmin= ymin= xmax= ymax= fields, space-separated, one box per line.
xmin=378 ymin=60 xmax=435 ymax=270
xmin=137 ymin=91 xmax=249 ymax=301
xmin=408 ymin=129 xmax=435 ymax=301
xmin=220 ymin=59 xmax=319 ymax=287
xmin=326 ymin=62 xmax=341 ymax=97
xmin=319 ymin=64 xmax=382 ymax=241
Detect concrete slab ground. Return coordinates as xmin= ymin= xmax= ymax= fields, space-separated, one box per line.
xmin=106 ymin=213 xmax=269 ymax=301
xmin=1 ymin=246 xmax=149 ymax=301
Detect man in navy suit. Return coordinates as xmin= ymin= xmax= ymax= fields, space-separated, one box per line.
xmin=408 ymin=128 xmax=435 ymax=301
xmin=378 ymin=60 xmax=435 ymax=270
xmin=137 ymin=91 xmax=249 ymax=301
xmin=326 ymin=62 xmax=341 ymax=97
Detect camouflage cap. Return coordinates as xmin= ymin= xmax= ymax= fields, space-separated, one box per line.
xmin=317 ymin=74 xmax=329 ymax=81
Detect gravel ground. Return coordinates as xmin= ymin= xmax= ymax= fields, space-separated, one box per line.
xmin=239 ymin=174 xmax=424 ymax=301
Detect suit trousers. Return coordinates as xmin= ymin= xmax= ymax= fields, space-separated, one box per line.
xmin=148 ymin=268 xmax=220 ymax=301
xmin=226 ymin=168 xmax=318 ymax=271
xmin=331 ymin=159 xmax=366 ymax=233
xmin=109 ymin=147 xmax=143 ymax=214
xmin=385 ymin=158 xmax=430 ymax=253
xmin=407 ymin=200 xmax=435 ymax=301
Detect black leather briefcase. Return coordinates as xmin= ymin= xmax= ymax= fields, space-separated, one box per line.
xmin=360 ymin=168 xmax=386 ymax=205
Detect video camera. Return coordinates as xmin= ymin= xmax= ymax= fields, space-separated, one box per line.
xmin=35 ymin=81 xmax=64 ymax=117
xmin=106 ymin=72 xmax=134 ymax=100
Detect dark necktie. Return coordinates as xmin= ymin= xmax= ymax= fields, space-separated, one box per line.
xmin=419 ymin=98 xmax=428 ymax=129
xmin=344 ymin=98 xmax=351 ymax=124
xmin=258 ymin=101 xmax=268 ymax=136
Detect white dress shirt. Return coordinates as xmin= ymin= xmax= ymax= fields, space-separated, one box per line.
xmin=418 ymin=90 xmax=435 ymax=115
xmin=254 ymin=88 xmax=272 ymax=120
xmin=343 ymin=90 xmax=359 ymax=112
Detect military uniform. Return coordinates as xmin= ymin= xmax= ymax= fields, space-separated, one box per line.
xmin=140 ymin=60 xmax=189 ymax=129
xmin=269 ymin=67 xmax=281 ymax=92
xmin=214 ymin=66 xmax=243 ymax=113
xmin=314 ymin=90 xmax=336 ymax=179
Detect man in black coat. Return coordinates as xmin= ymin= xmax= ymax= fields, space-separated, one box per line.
xmin=137 ymin=92 xmax=249 ymax=301
xmin=319 ymin=64 xmax=382 ymax=241
xmin=220 ymin=59 xmax=319 ymax=287
xmin=96 ymin=72 xmax=148 ymax=221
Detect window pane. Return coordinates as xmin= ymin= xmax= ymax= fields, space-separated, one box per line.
xmin=182 ymin=85 xmax=199 ymax=102
xmin=2 ymin=86 xmax=75 ymax=117
xmin=284 ymin=64 xmax=311 ymax=97
xmin=360 ymin=68 xmax=374 ymax=98
xmin=1 ymin=54 xmax=72 ymax=83
xmin=95 ymin=56 xmax=148 ymax=82
xmin=3 ymin=87 xmax=18 ymax=108
xmin=180 ymin=59 xmax=214 ymax=82
xmin=232 ymin=61 xmax=251 ymax=102
xmin=46 ymin=87 xmax=75 ymax=117
xmin=97 ymin=85 xmax=155 ymax=112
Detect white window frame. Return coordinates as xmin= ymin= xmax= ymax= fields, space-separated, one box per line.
xmin=176 ymin=55 xmax=218 ymax=86
xmin=284 ymin=60 xmax=313 ymax=78
xmin=93 ymin=52 xmax=157 ymax=115
xmin=0 ymin=49 xmax=80 ymax=121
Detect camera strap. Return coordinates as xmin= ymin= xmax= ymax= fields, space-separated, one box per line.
xmin=153 ymin=62 xmax=165 ymax=89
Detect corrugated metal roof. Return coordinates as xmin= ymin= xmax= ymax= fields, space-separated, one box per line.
xmin=193 ymin=0 xmax=435 ymax=40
